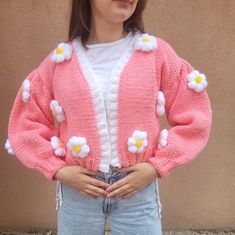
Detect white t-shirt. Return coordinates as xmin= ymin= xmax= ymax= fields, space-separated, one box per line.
xmin=84 ymin=31 xmax=134 ymax=103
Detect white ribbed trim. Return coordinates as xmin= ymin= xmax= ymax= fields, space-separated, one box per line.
xmin=107 ymin=32 xmax=142 ymax=169
xmin=72 ymin=31 xmax=142 ymax=173
xmin=72 ymin=39 xmax=112 ymax=172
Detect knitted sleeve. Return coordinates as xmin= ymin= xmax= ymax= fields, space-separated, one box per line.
xmin=146 ymin=39 xmax=212 ymax=179
xmin=6 ymin=68 xmax=68 ymax=181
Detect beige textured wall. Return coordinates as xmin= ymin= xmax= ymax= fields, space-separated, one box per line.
xmin=1 ymin=0 xmax=234 ymax=232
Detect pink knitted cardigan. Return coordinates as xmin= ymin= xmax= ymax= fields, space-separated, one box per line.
xmin=5 ymin=31 xmax=212 ymax=181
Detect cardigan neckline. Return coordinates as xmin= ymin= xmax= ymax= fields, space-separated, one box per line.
xmin=73 ymin=31 xmax=140 ymax=101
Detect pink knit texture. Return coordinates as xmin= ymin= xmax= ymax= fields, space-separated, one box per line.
xmin=146 ymin=39 xmax=212 ymax=178
xmin=6 ymin=34 xmax=212 ymax=181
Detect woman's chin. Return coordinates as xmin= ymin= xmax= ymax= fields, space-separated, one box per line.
xmin=111 ymin=9 xmax=133 ymax=21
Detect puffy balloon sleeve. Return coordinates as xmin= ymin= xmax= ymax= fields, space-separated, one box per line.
xmin=6 ymin=68 xmax=68 ymax=181
xmin=147 ymin=38 xmax=212 ymax=179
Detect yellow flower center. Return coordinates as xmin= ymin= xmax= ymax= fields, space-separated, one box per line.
xmin=142 ymin=37 xmax=150 ymax=43
xmin=135 ymin=139 xmax=143 ymax=148
xmin=73 ymin=145 xmax=81 ymax=152
xmin=56 ymin=48 xmax=64 ymax=54
xmin=195 ymin=75 xmax=202 ymax=84
xmin=52 ymin=109 xmax=58 ymax=116
xmin=59 ymin=142 xmax=64 ymax=148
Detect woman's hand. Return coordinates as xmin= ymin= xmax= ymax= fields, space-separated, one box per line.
xmin=105 ymin=162 xmax=160 ymax=199
xmin=54 ymin=166 xmax=110 ymax=199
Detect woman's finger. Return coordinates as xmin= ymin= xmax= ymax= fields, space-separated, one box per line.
xmin=87 ymin=176 xmax=111 ymax=188
xmin=78 ymin=166 xmax=99 ymax=175
xmin=79 ymin=190 xmax=95 ymax=198
xmin=121 ymin=190 xmax=138 ymax=199
xmin=83 ymin=188 xmax=105 ymax=198
xmin=107 ymin=183 xmax=131 ymax=198
xmin=86 ymin=184 xmax=108 ymax=197
xmin=106 ymin=174 xmax=131 ymax=192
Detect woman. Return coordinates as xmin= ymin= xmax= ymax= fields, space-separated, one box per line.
xmin=5 ymin=0 xmax=212 ymax=234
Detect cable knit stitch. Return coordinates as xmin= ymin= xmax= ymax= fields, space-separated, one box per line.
xmin=5 ymin=31 xmax=212 ymax=180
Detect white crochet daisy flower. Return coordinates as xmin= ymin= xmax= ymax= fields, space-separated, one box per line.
xmin=4 ymin=138 xmax=15 ymax=155
xmin=134 ymin=33 xmax=157 ymax=52
xmin=50 ymin=136 xmax=66 ymax=157
xmin=50 ymin=100 xmax=65 ymax=122
xmin=157 ymin=129 xmax=168 ymax=149
xmin=187 ymin=70 xmax=208 ymax=93
xmin=51 ymin=42 xmax=73 ymax=63
xmin=21 ymin=79 xmax=30 ymax=103
xmin=156 ymin=91 xmax=165 ymax=116
xmin=67 ymin=136 xmax=90 ymax=158
xmin=127 ymin=130 xmax=148 ymax=154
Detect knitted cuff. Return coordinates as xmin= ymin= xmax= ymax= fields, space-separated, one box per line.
xmin=34 ymin=156 xmax=68 ymax=181
xmin=146 ymin=148 xmax=183 ymax=179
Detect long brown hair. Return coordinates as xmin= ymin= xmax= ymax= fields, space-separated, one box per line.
xmin=68 ymin=0 xmax=148 ymax=48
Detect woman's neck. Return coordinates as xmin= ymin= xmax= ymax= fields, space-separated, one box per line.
xmin=87 ymin=17 xmax=127 ymax=45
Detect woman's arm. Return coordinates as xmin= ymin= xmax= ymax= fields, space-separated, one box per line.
xmin=146 ymin=39 xmax=212 ymax=179
xmin=6 ymin=68 xmax=68 ymax=181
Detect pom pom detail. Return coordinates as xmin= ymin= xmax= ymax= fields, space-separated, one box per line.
xmin=187 ymin=70 xmax=208 ymax=93
xmin=21 ymin=79 xmax=30 ymax=103
xmin=5 ymin=138 xmax=15 ymax=156
xmin=67 ymin=136 xmax=90 ymax=158
xmin=157 ymin=129 xmax=168 ymax=149
xmin=51 ymin=42 xmax=73 ymax=63
xmin=50 ymin=136 xmax=66 ymax=157
xmin=134 ymin=33 xmax=157 ymax=52
xmin=156 ymin=91 xmax=165 ymax=116
xmin=127 ymin=130 xmax=148 ymax=153
xmin=50 ymin=100 xmax=65 ymax=122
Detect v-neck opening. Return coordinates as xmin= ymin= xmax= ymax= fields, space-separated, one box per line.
xmin=73 ymin=31 xmax=140 ymax=86
xmin=71 ymin=30 xmax=143 ymax=172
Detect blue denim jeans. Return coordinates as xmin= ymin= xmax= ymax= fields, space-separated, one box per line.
xmin=56 ymin=166 xmax=163 ymax=235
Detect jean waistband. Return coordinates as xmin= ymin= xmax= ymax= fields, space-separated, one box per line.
xmin=91 ymin=166 xmax=129 ymax=184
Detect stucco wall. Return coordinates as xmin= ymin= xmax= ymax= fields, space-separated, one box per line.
xmin=1 ymin=0 xmax=234 ymax=231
